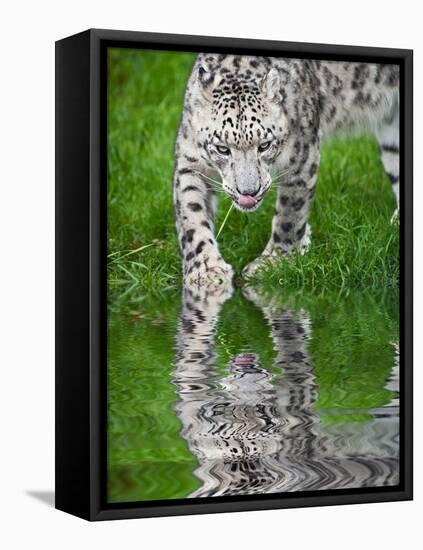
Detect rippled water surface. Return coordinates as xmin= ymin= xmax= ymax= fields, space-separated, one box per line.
xmin=108 ymin=286 xmax=399 ymax=503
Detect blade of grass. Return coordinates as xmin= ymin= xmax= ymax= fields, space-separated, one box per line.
xmin=216 ymin=202 xmax=234 ymax=240
xmin=117 ymin=264 xmax=139 ymax=283
xmin=108 ymin=242 xmax=158 ymax=261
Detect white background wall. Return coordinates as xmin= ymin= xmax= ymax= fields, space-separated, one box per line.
xmin=0 ymin=1 xmax=420 ymax=548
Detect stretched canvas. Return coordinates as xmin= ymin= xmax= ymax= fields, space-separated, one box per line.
xmin=55 ymin=30 xmax=413 ymax=520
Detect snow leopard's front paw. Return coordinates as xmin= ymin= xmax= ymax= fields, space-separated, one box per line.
xmin=185 ymin=255 xmax=234 ymax=288
xmin=242 ymin=254 xmax=278 ymax=279
xmin=390 ymin=208 xmax=399 ymax=225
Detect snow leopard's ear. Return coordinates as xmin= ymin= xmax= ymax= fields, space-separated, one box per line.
xmin=197 ymin=65 xmax=219 ymax=101
xmin=261 ymin=68 xmax=282 ymax=102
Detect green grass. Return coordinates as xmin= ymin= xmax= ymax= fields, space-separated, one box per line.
xmin=108 ymin=48 xmax=399 ymax=297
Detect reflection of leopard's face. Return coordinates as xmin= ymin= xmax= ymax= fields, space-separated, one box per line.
xmin=194 ymin=57 xmax=289 ymax=211
xmin=173 ymin=285 xmax=316 ymax=467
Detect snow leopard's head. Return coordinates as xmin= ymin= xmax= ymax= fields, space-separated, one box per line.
xmin=194 ymin=57 xmax=289 ymax=212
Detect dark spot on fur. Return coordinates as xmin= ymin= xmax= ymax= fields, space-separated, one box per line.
xmin=184 ymin=155 xmax=199 ymax=163
xmin=292 ymin=198 xmax=305 ymax=211
xmin=296 ymin=223 xmax=307 ymax=239
xmin=183 ymin=185 xmax=199 ymax=193
xmin=309 ymin=163 xmax=318 ymax=178
xmin=178 ymin=167 xmax=193 ymax=175
xmin=195 ymin=241 xmax=206 ymax=255
xmin=188 ymin=202 xmax=202 ymax=212
xmin=382 ymin=144 xmax=399 ymax=154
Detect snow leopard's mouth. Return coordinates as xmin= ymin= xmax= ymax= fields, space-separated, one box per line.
xmin=233 ymin=193 xmax=264 ymax=212
xmin=238 ymin=194 xmax=258 ymax=208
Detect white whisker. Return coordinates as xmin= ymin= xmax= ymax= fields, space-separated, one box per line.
xmin=193 ymin=170 xmax=222 ymax=187
xmin=273 ymin=168 xmax=291 ymax=179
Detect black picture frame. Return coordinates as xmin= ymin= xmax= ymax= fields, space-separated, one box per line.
xmin=55 ymin=28 xmax=413 ymax=521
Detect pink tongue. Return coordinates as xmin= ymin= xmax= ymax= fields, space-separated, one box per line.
xmin=232 ymin=353 xmax=255 ymax=366
xmin=238 ymin=194 xmax=257 ymax=208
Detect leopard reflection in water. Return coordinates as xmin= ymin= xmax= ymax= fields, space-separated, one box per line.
xmin=172 ymin=284 xmax=399 ymax=498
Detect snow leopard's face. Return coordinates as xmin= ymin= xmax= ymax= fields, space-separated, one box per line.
xmin=195 ymin=65 xmax=289 ymax=212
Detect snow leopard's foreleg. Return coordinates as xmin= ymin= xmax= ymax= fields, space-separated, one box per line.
xmin=173 ymin=153 xmax=233 ymax=286
xmin=243 ymin=140 xmax=320 ymax=277
xmin=375 ymin=102 xmax=400 ymax=223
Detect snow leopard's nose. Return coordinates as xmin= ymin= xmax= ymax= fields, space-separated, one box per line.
xmin=235 ymin=185 xmax=260 ymax=197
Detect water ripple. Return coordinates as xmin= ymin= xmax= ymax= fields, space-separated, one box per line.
xmin=172 ymin=284 xmax=399 ymax=498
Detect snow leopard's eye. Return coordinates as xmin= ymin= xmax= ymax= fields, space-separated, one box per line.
xmin=258 ymin=141 xmax=272 ymax=153
xmin=216 ymin=145 xmax=231 ymax=156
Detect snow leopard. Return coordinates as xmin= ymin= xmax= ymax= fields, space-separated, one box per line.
xmin=173 ymin=54 xmax=399 ymax=284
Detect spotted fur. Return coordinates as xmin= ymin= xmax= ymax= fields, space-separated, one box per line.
xmin=174 ymin=55 xmax=399 ymax=283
